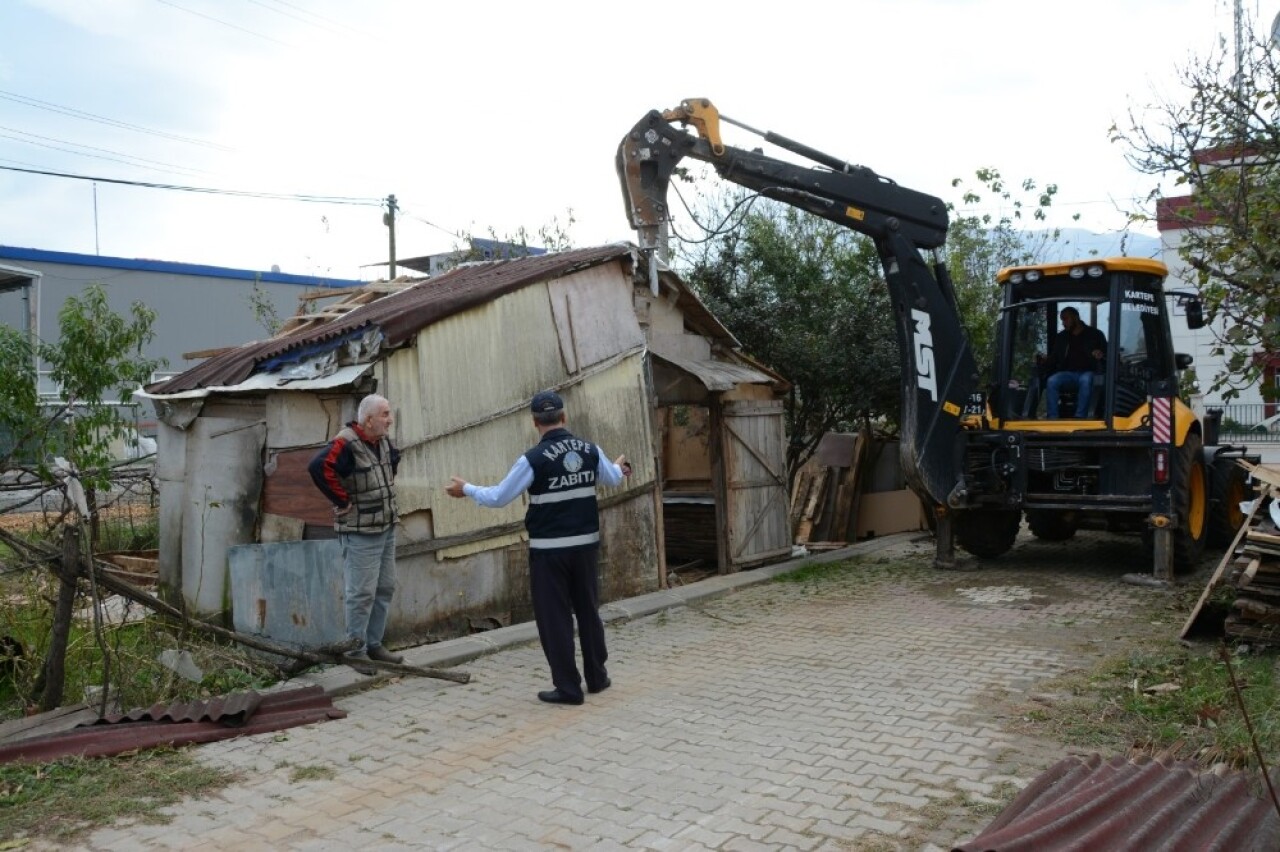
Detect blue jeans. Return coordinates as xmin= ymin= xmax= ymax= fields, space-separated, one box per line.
xmin=339 ymin=527 xmax=396 ymax=652
xmin=1047 ymin=371 xmax=1095 ymax=418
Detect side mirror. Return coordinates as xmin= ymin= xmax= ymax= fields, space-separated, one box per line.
xmin=1185 ymin=298 xmax=1205 ymax=329
xmin=1175 ymin=352 xmax=1194 ymax=370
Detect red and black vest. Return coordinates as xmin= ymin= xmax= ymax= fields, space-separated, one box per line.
xmin=333 ymin=427 xmax=398 ymax=534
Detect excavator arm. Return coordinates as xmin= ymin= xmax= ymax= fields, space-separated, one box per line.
xmin=617 ymin=99 xmax=978 ymax=510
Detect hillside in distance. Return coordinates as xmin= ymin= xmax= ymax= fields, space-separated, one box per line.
xmin=1024 ymin=228 xmax=1161 ymax=262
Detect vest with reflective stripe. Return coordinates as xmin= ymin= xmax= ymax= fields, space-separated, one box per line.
xmin=522 ymin=428 xmax=601 ymax=551
xmin=334 ymin=427 xmax=398 ymax=534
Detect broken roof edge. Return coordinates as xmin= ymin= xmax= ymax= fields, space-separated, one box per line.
xmin=650 ymin=351 xmax=787 ymax=394
xmin=138 ymin=362 xmax=375 ymax=401
xmin=145 ymin=244 xmax=637 ymax=396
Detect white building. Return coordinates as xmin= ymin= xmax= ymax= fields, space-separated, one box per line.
xmin=1158 ymin=165 xmax=1279 ymax=439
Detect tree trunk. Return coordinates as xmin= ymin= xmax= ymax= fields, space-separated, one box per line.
xmin=36 ymin=525 xmax=81 ymax=711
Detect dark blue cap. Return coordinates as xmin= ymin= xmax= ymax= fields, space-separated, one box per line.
xmin=530 ymin=390 xmax=563 ymax=413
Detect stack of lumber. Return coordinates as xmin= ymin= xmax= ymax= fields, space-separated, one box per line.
xmin=790 ymin=432 xmax=869 ymax=549
xmin=1224 ymin=501 xmax=1280 ymax=644
xmin=1218 ymin=460 xmax=1280 ymax=639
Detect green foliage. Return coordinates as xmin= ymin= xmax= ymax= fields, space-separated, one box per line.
xmin=669 ymin=167 xmax=1068 ymax=480
xmin=946 ymin=168 xmax=1075 ymax=378
xmin=1112 ymin=19 xmax=1280 ymax=400
xmin=1030 ymin=642 xmax=1280 ymax=769
xmin=679 ymin=196 xmax=897 ymax=480
xmin=0 ymin=284 xmax=162 ymax=489
xmin=0 ymin=327 xmax=42 ymax=465
xmin=0 ymin=749 xmax=234 ymax=844
xmin=248 ymin=275 xmax=282 ymax=336
xmin=448 ymin=210 xmax=577 ymax=271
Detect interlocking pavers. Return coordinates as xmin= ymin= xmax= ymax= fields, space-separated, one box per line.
xmin=40 ymin=532 xmax=1182 ymax=851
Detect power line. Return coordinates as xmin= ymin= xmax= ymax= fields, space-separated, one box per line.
xmin=155 ymin=0 xmax=292 ymax=47
xmin=398 ymin=206 xmax=464 ymax=240
xmin=0 ymin=89 xmax=232 ymax=151
xmin=0 ymin=164 xmax=383 ymax=206
xmin=0 ymin=125 xmax=212 ymax=177
xmin=251 ymin=0 xmax=383 ymax=43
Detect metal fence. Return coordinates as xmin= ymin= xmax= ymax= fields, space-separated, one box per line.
xmin=1206 ymin=402 xmax=1280 ymax=442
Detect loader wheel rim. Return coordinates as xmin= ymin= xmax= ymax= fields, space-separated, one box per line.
xmin=1188 ymin=462 xmax=1206 ymax=539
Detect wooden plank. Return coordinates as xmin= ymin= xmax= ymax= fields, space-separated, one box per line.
xmin=795 ymin=469 xmax=830 ymax=545
xmin=1233 ymin=597 xmax=1280 ymax=623
xmin=789 ymin=469 xmax=816 ymax=537
xmin=1180 ymin=493 xmax=1264 ymax=639
xmin=1237 ymin=557 xmax=1262 ymax=588
xmin=843 ymin=430 xmax=871 ymax=542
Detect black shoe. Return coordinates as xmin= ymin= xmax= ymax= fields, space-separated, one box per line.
xmin=343 ymin=652 xmax=377 ymax=676
xmin=367 ymin=645 xmax=404 ymax=664
xmin=538 ymin=689 xmax=584 ymax=705
xmin=587 ymin=677 xmax=611 ymax=694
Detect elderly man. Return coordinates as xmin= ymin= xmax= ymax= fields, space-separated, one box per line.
xmin=446 ymin=390 xmax=631 ymax=706
xmin=309 ymin=394 xmax=402 ymax=675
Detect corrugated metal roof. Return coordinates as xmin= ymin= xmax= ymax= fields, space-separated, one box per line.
xmin=0 ymin=686 xmax=344 ymax=764
xmin=136 ymin=362 xmax=374 ymax=401
xmin=146 ymin=244 xmax=635 ymax=395
xmin=93 ymin=690 xmax=263 ymax=726
xmin=954 ymin=754 xmax=1280 ymax=851
xmin=651 ymin=351 xmax=781 ymax=392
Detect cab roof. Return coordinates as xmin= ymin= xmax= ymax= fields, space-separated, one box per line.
xmin=996 ymin=256 xmax=1167 ymax=284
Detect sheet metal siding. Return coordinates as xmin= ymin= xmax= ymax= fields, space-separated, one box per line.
xmin=599 ymin=492 xmax=661 ymax=601
xmin=146 ymin=245 xmax=633 ymax=394
xmin=179 ymin=415 xmax=266 ymax=616
xmin=723 ymin=399 xmax=791 ymax=566
xmin=430 ymin=358 xmax=653 ymax=551
xmin=228 ymin=541 xmax=343 ymax=648
xmin=390 ymin=547 xmax=512 ymax=632
xmin=383 ymin=262 xmax=653 ymax=551
xmin=156 ymin=422 xmax=187 ymax=591
xmin=956 ymin=754 xmax=1280 ymax=852
xmin=416 ymin=284 xmax=571 ymax=441
xmin=546 ymin=264 xmax=647 ymax=373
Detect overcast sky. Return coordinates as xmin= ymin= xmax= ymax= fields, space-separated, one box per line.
xmin=0 ymin=0 xmax=1257 ymax=281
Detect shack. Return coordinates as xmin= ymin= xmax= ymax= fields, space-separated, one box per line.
xmin=140 ymin=244 xmax=791 ymax=643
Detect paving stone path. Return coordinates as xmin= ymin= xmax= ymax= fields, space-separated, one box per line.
xmin=63 ymin=531 xmax=1174 ymax=851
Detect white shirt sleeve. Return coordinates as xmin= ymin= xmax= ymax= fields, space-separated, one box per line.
xmin=595 ymin=447 xmax=624 ymax=487
xmin=463 ymin=456 xmax=533 ymax=508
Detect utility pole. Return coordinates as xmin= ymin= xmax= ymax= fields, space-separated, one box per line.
xmin=384 ymin=194 xmax=398 ymax=279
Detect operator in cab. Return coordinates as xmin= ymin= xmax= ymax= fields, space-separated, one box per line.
xmin=1037 ymin=306 xmax=1106 ymax=419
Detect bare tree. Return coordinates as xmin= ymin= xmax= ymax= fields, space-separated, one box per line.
xmin=1112 ymin=20 xmax=1280 ymax=400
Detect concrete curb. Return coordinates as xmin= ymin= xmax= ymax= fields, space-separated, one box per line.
xmin=290 ymin=532 xmax=923 ymax=698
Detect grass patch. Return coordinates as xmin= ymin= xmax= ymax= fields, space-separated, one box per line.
xmin=0 ymin=748 xmax=236 ymax=845
xmin=772 ymin=556 xmax=889 ymax=584
xmin=0 ymin=507 xmax=280 ymax=722
xmin=1014 ymin=639 xmax=1280 ymax=768
xmin=0 ymin=589 xmax=280 ymax=722
xmin=288 ymin=764 xmax=336 ymax=783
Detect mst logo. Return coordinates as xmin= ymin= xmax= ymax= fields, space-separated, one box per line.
xmin=911 ymin=308 xmax=937 ymax=401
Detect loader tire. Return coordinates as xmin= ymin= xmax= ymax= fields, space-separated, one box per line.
xmin=1172 ymin=433 xmax=1208 ymax=573
xmin=1027 ymin=510 xmax=1078 ymax=542
xmin=1207 ymin=460 xmax=1250 ymax=548
xmin=955 ymin=509 xmax=1021 ymax=559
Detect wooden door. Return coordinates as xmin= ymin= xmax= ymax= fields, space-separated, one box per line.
xmin=717 ymin=398 xmax=792 ymax=571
